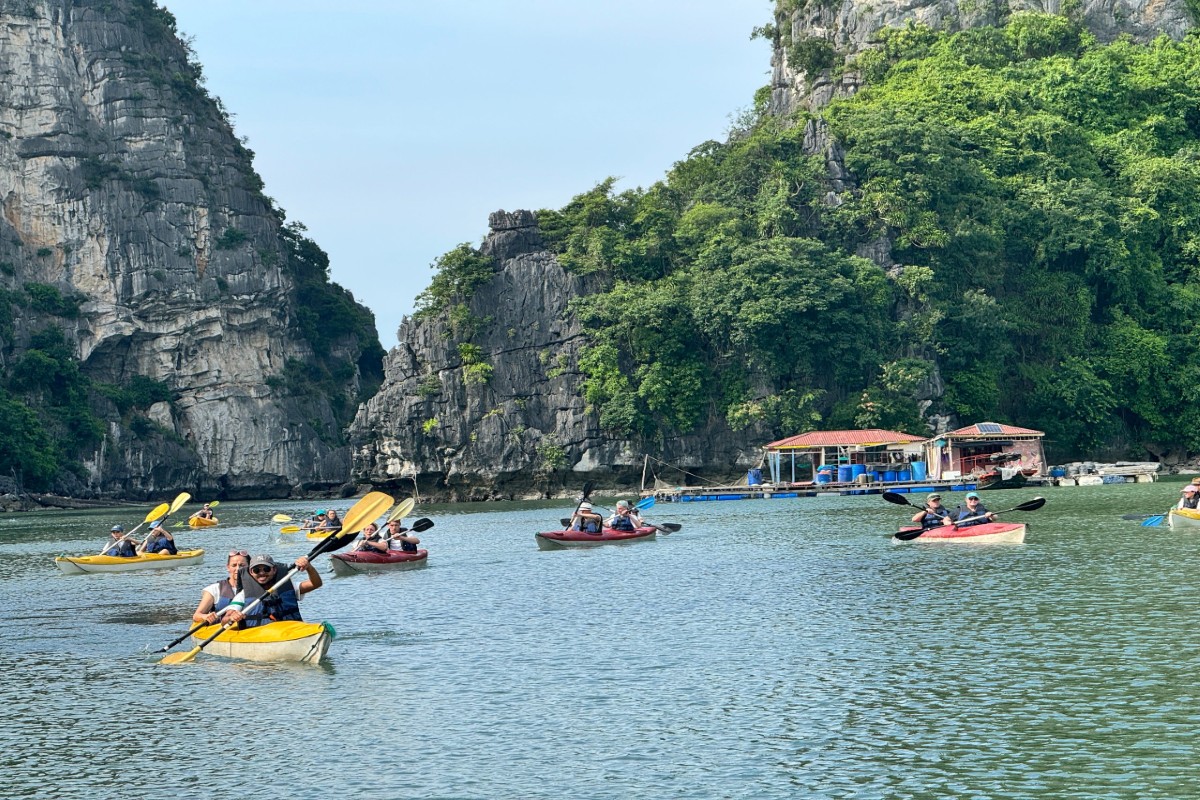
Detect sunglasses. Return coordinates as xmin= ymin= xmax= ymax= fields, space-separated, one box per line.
xmin=250 ymin=566 xmax=274 ymax=576
xmin=228 ymin=550 xmax=249 ymax=558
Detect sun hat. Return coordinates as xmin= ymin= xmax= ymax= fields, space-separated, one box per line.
xmin=578 ymin=502 xmax=593 ymax=511
xmin=965 ymin=492 xmax=980 ymax=500
xmin=248 ymin=554 xmax=274 ymax=570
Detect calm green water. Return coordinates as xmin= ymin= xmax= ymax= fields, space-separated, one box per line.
xmin=2 ymin=483 xmax=1198 ymax=799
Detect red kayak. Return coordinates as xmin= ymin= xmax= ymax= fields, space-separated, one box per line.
xmin=330 ymin=548 xmax=428 ymax=575
xmin=535 ymin=526 xmax=657 ymax=550
xmin=895 ymin=522 xmax=1026 ymax=544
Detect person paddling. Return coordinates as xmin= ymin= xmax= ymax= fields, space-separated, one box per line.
xmin=220 ymin=554 xmax=322 ymax=628
xmin=192 ymin=550 xmax=248 ymax=624
xmin=386 ymin=518 xmax=421 ymax=552
xmin=569 ymin=501 xmax=603 ymax=534
xmin=355 ymin=522 xmax=389 ymax=553
xmin=316 ymin=508 xmax=343 ymax=535
xmin=946 ymin=492 xmax=997 ymax=527
xmin=302 ymin=510 xmax=327 ymax=531
xmin=606 ymin=500 xmax=640 ymax=531
xmin=103 ymin=525 xmax=137 ymax=558
xmin=140 ymin=521 xmax=178 ymax=555
xmin=911 ymin=493 xmax=950 ymax=528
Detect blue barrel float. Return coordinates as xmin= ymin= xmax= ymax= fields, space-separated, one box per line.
xmin=837 ymin=465 xmax=854 ymax=483
xmin=883 ymin=470 xmax=897 ymax=482
xmin=816 ymin=468 xmax=833 ymax=484
xmin=898 ymin=469 xmax=912 ymax=482
xmin=850 ymin=464 xmax=866 ymax=481
xmin=911 ymin=461 xmax=927 ymax=481
xmin=868 ymin=471 xmax=879 ymax=482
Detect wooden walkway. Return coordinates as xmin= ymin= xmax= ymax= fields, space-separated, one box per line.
xmin=646 ymin=479 xmax=983 ymax=503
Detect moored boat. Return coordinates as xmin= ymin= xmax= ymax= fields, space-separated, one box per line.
xmin=1168 ymin=508 xmax=1200 ymax=529
xmin=188 ymin=516 xmax=219 ymax=528
xmin=535 ymin=526 xmax=657 ymax=550
xmin=55 ymin=549 xmax=206 ymax=575
xmin=330 ymin=548 xmax=428 ymax=575
xmin=190 ymin=620 xmax=334 ymax=663
xmin=894 ymin=523 xmax=1026 ymax=544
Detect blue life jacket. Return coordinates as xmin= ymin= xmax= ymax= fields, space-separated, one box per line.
xmin=145 ymin=535 xmax=177 ymax=555
xmin=237 ymin=565 xmax=302 ymax=628
xmin=105 ymin=539 xmax=137 ymax=558
xmin=609 ymin=515 xmax=636 ymax=532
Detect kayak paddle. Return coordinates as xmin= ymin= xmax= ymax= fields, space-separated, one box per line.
xmin=894 ymin=496 xmax=1046 ymax=540
xmin=279 ymin=525 xmax=302 ymax=534
xmin=385 ymin=497 xmax=416 ymax=524
xmin=136 ymin=492 xmax=191 ymax=553
xmin=1141 ymin=514 xmax=1167 ymax=527
xmin=99 ymin=501 xmax=169 ymax=554
xmin=636 ymin=497 xmax=655 ymax=511
xmin=271 ymin=513 xmax=292 ymax=523
xmin=161 ymin=491 xmax=394 ymax=665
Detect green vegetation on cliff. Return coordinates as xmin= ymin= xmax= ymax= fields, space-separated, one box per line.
xmin=526 ymin=16 xmax=1200 ymax=460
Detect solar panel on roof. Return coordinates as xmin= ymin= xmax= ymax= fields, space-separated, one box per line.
xmin=977 ymin=423 xmax=1003 ymax=433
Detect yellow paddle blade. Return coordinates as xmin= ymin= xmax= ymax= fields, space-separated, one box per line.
xmin=386 ymin=497 xmax=416 ymax=524
xmin=279 ymin=525 xmax=301 ymax=533
xmin=168 ymin=492 xmax=191 ymax=515
xmin=207 ymin=501 xmax=220 ymax=509
xmin=271 ymin=514 xmax=292 ymax=523
xmin=143 ymin=502 xmax=170 ymax=523
xmin=160 ymin=647 xmax=200 ymax=665
xmin=339 ymin=491 xmax=395 ymax=537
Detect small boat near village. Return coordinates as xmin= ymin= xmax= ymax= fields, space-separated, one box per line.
xmin=190 ymin=620 xmax=334 ymax=664
xmin=330 ymin=548 xmax=428 ymax=575
xmin=55 ymin=549 xmax=206 ymax=575
xmin=894 ymin=523 xmax=1027 ymax=544
xmin=535 ymin=526 xmax=658 ymax=550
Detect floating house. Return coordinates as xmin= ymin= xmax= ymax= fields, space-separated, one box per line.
xmin=923 ymin=422 xmax=1047 ymax=487
xmin=764 ymin=429 xmax=927 ymax=485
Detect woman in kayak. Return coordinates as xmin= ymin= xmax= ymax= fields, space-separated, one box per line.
xmin=192 ymin=550 xmax=249 ymax=624
xmin=103 ymin=525 xmax=137 ymax=557
xmin=355 ymin=522 xmax=389 ymax=553
xmin=911 ymin=493 xmax=951 ymax=528
xmin=301 ymin=510 xmax=327 ymax=530
xmin=221 ymin=554 xmax=322 ymax=628
xmin=316 ymin=508 xmax=343 ymax=535
xmin=386 ymin=518 xmax=421 ymax=552
xmin=946 ymin=493 xmax=996 ymax=527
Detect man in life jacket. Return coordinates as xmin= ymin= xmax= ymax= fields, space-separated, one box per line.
xmin=103 ymin=525 xmax=137 ymax=557
xmin=385 ymin=518 xmax=421 ymax=552
xmin=220 ymin=554 xmax=322 ymax=628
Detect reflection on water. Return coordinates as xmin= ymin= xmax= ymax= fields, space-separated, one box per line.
xmin=2 ymin=484 xmax=1199 ymax=798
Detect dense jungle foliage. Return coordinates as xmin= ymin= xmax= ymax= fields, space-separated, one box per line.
xmin=521 ymin=15 xmax=1200 ymax=462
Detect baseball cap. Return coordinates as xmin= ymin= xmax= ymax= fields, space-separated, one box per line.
xmin=928 ymin=494 xmax=942 ymax=501
xmin=111 ymin=525 xmax=123 ymax=532
xmin=965 ymin=492 xmax=980 ymax=500
xmin=1183 ymin=485 xmax=1198 ymax=494
xmin=248 ymin=554 xmax=274 ymax=570
xmin=578 ymin=502 xmax=592 ymax=511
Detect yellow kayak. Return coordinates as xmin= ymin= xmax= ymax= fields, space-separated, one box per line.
xmin=55 ymin=549 xmax=206 ymax=575
xmin=188 ymin=517 xmax=219 ymax=528
xmin=191 ymin=620 xmax=334 ymax=663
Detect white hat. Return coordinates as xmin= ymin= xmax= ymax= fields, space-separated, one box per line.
xmin=578 ymin=502 xmax=592 ymax=511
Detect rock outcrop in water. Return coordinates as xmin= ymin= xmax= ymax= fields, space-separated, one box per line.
xmin=0 ymin=1 xmax=381 ymax=499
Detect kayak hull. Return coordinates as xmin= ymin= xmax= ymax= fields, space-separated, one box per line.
xmin=535 ymin=526 xmax=657 ymax=550
xmin=188 ymin=517 xmax=218 ymax=528
xmin=895 ymin=523 xmax=1026 ymax=544
xmin=1169 ymin=508 xmax=1200 ymax=529
xmin=191 ymin=620 xmax=334 ymax=664
xmin=55 ymin=549 xmax=206 ymax=575
xmin=330 ymin=549 xmax=428 ymax=575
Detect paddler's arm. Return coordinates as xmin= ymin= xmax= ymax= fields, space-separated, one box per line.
xmin=295 ymin=556 xmax=322 ymax=595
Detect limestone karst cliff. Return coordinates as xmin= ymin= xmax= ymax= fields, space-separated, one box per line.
xmin=0 ymin=0 xmax=382 ymax=499
xmin=349 ymin=211 xmax=771 ymax=500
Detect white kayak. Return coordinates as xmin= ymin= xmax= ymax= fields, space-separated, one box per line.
xmin=55 ymin=549 xmax=206 ymax=575
xmin=1168 ymin=508 xmax=1200 ymax=529
xmin=190 ymin=620 xmax=334 ymax=664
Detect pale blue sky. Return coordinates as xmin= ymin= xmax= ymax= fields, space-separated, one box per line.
xmin=164 ymin=1 xmax=772 ymax=344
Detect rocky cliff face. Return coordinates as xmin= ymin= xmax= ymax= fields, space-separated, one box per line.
xmin=769 ymin=0 xmax=1195 ymax=115
xmin=350 ymin=211 xmax=770 ymax=500
xmin=0 ymin=0 xmax=377 ymax=498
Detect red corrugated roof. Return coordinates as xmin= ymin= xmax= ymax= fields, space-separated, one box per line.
xmin=946 ymin=422 xmax=1044 ymax=437
xmin=766 ymin=429 xmax=925 ymax=449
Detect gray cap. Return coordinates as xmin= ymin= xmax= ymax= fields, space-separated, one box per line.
xmin=248 ymin=554 xmax=275 ymax=570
